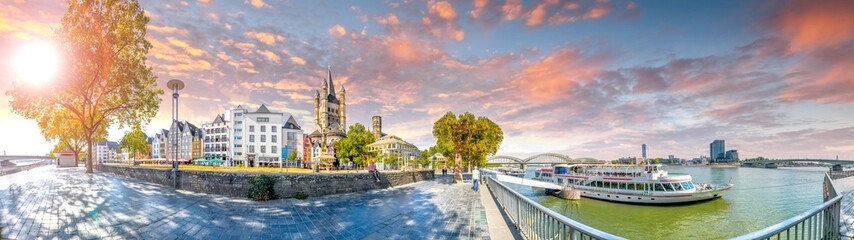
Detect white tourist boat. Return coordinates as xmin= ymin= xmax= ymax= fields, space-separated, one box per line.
xmin=534 ymin=164 xmax=733 ymax=204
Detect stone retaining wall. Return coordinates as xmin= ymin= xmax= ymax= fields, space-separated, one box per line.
xmin=95 ymin=164 xmax=434 ymax=199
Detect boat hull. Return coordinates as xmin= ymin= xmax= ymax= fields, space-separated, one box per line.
xmin=565 ymin=186 xmax=732 ymax=204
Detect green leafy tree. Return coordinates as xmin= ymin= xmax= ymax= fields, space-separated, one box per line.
xmin=119 ymin=126 xmax=149 ymax=161
xmin=334 ymin=123 xmax=377 ymax=167
xmin=417 ymin=146 xmax=435 ymax=169
xmin=287 ymin=149 xmax=298 ymax=161
xmin=433 ymin=112 xmax=504 ymax=183
xmin=6 ymin=0 xmax=162 ymax=173
xmin=385 ymin=155 xmax=400 ymax=169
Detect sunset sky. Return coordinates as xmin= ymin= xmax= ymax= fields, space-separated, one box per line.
xmin=1 ymin=0 xmax=854 ymax=160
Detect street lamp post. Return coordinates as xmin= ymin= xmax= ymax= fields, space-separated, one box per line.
xmin=167 ymin=79 xmax=185 ymax=188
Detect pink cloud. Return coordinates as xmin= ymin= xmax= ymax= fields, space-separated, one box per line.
xmin=428 ymin=1 xmax=457 ymax=20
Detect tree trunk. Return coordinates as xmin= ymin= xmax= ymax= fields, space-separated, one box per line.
xmin=454 ymin=152 xmax=463 ymax=183
xmin=85 ymin=136 xmax=94 ymax=173
xmin=73 ymin=152 xmax=80 ymax=166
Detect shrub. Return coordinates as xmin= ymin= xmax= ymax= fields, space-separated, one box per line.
xmin=246 ymin=175 xmax=279 ymax=201
xmin=292 ymin=192 xmax=309 ymax=200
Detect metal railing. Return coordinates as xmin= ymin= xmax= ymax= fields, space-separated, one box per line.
xmin=731 ymin=172 xmax=841 ymax=240
xmin=486 ymin=176 xmax=626 ymax=240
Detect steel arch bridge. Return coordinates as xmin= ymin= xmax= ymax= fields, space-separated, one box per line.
xmin=486 ymin=153 xmax=603 ymax=166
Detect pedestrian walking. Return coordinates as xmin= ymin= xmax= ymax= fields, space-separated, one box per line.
xmin=472 ymin=167 xmax=481 ymax=192
xmin=442 ymin=166 xmax=447 ymax=176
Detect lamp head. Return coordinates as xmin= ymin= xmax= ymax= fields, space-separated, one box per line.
xmin=167 ymin=79 xmax=185 ymax=91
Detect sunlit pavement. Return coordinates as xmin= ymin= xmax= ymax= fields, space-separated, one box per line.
xmin=834 ymin=177 xmax=854 ymax=239
xmin=0 ymin=166 xmax=489 ymax=239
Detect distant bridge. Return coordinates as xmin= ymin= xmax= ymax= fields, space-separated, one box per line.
xmin=487 ymin=153 xmax=604 ymax=168
xmin=742 ymin=159 xmax=854 ymax=167
xmin=0 ymin=155 xmax=53 ymax=161
xmin=0 ymin=155 xmax=53 ymax=167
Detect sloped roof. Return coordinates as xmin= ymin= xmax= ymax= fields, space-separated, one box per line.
xmin=283 ymin=115 xmax=301 ymax=130
xmin=212 ymin=114 xmax=225 ymax=124
xmin=256 ymin=104 xmax=271 ymax=113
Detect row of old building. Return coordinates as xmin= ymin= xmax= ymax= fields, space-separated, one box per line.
xmin=97 ymin=67 xmax=422 ymax=168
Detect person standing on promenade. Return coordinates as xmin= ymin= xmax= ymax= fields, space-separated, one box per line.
xmin=369 ymin=160 xmax=380 ymax=182
xmin=472 ymin=167 xmax=481 ymax=192
xmin=442 ymin=166 xmax=447 ymax=176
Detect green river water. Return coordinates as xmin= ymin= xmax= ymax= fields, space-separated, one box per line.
xmin=508 ymin=166 xmax=827 ymax=239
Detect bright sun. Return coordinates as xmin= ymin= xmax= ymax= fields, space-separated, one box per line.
xmin=13 ymin=41 xmax=60 ymax=85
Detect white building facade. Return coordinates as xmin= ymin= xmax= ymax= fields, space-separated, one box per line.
xmin=282 ymin=116 xmax=304 ymax=161
xmin=96 ymin=141 xmax=118 ymax=162
xmin=202 ymin=114 xmax=230 ymax=159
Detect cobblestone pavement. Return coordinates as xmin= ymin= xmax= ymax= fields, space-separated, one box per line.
xmin=0 ymin=166 xmax=489 ymax=239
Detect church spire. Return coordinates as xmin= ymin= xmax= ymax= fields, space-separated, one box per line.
xmin=326 ymin=65 xmax=335 ymax=96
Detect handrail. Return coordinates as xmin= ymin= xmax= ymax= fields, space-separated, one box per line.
xmin=730 ymin=172 xmax=841 ymax=239
xmin=486 ymin=176 xmax=626 ymax=240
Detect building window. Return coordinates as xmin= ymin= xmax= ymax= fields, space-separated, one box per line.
xmin=257 ymin=117 xmax=269 ymax=122
xmin=249 ymin=146 xmax=255 ymax=153
xmin=287 ymin=132 xmax=295 ymax=140
xmin=234 ymin=113 xmax=242 ymax=117
xmin=249 ymin=126 xmax=255 ymax=132
xmin=271 ymin=135 xmax=277 ymax=143
xmin=272 ymin=147 xmax=277 ymax=154
xmin=236 ymin=121 xmax=242 ymax=124
xmin=261 ymin=135 xmax=266 ymax=142
xmin=261 ymin=126 xmax=266 ymax=132
xmin=249 ymin=135 xmax=255 ymax=142
xmin=261 ymin=146 xmax=266 ymax=153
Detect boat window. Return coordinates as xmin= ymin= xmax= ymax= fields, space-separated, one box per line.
xmin=663 ymin=183 xmax=674 ymax=191
xmin=557 ymin=178 xmax=564 ymax=184
xmin=619 ymin=182 xmax=627 ymax=190
xmin=535 ymin=172 xmax=540 ymax=178
xmin=597 ymin=181 xmax=603 ymax=188
xmin=555 ymin=167 xmax=568 ymax=175
xmin=631 ymin=183 xmax=640 ymax=190
xmin=682 ymin=182 xmax=694 ymax=190
xmin=654 ymin=183 xmax=665 ymax=192
xmin=672 ymin=183 xmax=684 ymax=191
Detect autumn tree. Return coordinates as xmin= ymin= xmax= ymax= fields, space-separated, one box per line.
xmin=40 ymin=109 xmax=107 ymax=163
xmin=119 ymin=126 xmax=149 ymax=162
xmin=333 ymin=123 xmax=377 ymax=167
xmin=6 ymin=0 xmax=162 ymax=173
xmin=433 ymin=112 xmax=504 ymax=183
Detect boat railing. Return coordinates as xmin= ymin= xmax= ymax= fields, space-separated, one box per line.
xmin=486 ymin=176 xmax=626 ymax=240
xmin=730 ymin=172 xmax=841 ymax=240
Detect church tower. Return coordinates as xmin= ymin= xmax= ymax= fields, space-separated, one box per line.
xmin=338 ymin=85 xmax=346 ymax=132
xmin=313 ymin=90 xmax=320 ymax=131
xmin=372 ymin=116 xmax=382 ymax=141
xmin=319 ymin=79 xmax=328 ymax=130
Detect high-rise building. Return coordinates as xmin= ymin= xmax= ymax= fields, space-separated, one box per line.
xmin=710 ymin=140 xmax=725 ymax=163
xmin=725 ymin=150 xmax=739 ymax=161
xmin=642 ymin=144 xmax=647 ymax=159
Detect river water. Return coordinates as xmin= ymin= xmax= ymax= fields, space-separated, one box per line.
xmin=506 ymin=166 xmax=827 ymax=239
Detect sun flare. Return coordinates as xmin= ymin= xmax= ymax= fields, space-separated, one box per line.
xmin=13 ymin=41 xmax=60 ymax=85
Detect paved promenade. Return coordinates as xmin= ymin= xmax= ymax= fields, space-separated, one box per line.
xmin=835 ymin=177 xmax=854 ymax=239
xmin=0 ymin=166 xmax=490 ymax=239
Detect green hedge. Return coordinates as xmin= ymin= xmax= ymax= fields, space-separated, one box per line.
xmin=246 ymin=175 xmax=279 ymax=201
